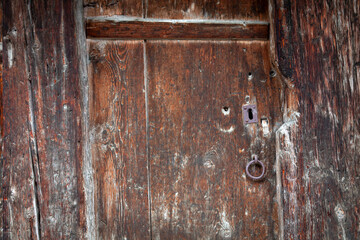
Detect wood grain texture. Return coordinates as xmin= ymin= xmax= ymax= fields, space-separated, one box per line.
xmin=0 ymin=54 xmax=3 ymax=238
xmin=147 ymin=40 xmax=282 ymax=239
xmin=272 ymin=0 xmax=360 ymax=239
xmin=87 ymin=40 xmax=150 ymax=239
xmin=2 ymin=0 xmax=86 ymax=239
xmin=86 ymin=19 xmax=269 ymax=40
xmin=0 ymin=1 xmax=3 ymax=235
xmin=0 ymin=0 xmax=2 ymax=39
xmin=147 ymin=0 xmax=268 ymax=21
xmin=84 ymin=0 xmax=143 ymax=17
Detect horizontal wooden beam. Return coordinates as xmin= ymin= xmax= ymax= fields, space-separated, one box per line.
xmin=86 ymin=17 xmax=269 ymax=40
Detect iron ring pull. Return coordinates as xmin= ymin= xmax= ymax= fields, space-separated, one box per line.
xmin=245 ymin=155 xmax=265 ymax=181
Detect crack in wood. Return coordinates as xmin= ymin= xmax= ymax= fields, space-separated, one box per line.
xmin=143 ymin=40 xmax=153 ymax=240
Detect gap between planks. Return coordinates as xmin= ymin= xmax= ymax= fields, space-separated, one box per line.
xmin=86 ymin=17 xmax=269 ymax=40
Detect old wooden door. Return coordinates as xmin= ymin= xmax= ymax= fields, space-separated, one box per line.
xmin=3 ymin=0 xmax=360 ymax=239
xmin=85 ymin=1 xmax=282 ymax=239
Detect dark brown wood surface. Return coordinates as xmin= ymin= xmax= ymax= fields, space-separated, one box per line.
xmin=84 ymin=0 xmax=268 ymax=21
xmin=272 ymin=0 xmax=360 ymax=239
xmin=3 ymin=0 xmax=359 ymax=239
xmin=0 ymin=60 xmax=3 ymax=238
xmin=146 ymin=0 xmax=268 ymax=21
xmin=2 ymin=0 xmax=86 ymax=239
xmin=147 ymin=40 xmax=282 ymax=239
xmin=0 ymin=0 xmax=3 ymax=235
xmin=86 ymin=19 xmax=269 ymax=40
xmin=84 ymin=0 xmax=143 ymax=17
xmin=87 ymin=40 xmax=150 ymax=239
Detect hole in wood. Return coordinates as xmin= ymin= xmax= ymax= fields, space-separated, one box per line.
xmin=270 ymin=70 xmax=276 ymax=78
xmin=248 ymin=109 xmax=253 ymax=120
xmin=248 ymin=72 xmax=253 ymax=80
xmin=261 ymin=118 xmax=269 ymax=135
xmin=222 ymin=106 xmax=230 ymax=115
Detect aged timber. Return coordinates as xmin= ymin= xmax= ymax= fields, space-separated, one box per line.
xmin=87 ymin=40 xmax=151 ymax=239
xmin=2 ymin=0 xmax=87 ymax=239
xmin=84 ymin=0 xmax=269 ymax=21
xmin=271 ymin=0 xmax=360 ymax=239
xmin=146 ymin=0 xmax=269 ymax=21
xmin=146 ymin=40 xmax=282 ymax=239
xmin=86 ymin=18 xmax=269 ymax=40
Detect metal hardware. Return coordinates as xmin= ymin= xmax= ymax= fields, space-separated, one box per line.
xmin=245 ymin=155 xmax=265 ymax=181
xmin=242 ymin=104 xmax=258 ymax=124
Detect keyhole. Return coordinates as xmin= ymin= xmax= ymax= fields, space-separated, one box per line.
xmin=248 ymin=109 xmax=253 ymax=120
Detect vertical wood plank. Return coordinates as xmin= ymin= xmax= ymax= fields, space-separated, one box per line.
xmin=2 ymin=2 xmax=37 ymax=238
xmin=147 ymin=40 xmax=282 ymax=239
xmin=272 ymin=0 xmax=360 ymax=239
xmin=2 ymin=0 xmax=86 ymax=238
xmin=0 ymin=0 xmax=4 ymax=236
xmin=84 ymin=0 xmax=143 ymax=17
xmin=0 ymin=53 xmax=3 ymax=239
xmin=88 ymin=40 xmax=150 ymax=239
xmin=147 ymin=0 xmax=268 ymax=21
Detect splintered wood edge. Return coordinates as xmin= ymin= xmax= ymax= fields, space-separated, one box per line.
xmin=86 ymin=17 xmax=269 ymax=40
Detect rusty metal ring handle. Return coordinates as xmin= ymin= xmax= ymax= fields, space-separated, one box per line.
xmin=246 ymin=156 xmax=265 ymax=181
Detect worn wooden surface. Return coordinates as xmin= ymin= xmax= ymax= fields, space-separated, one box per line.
xmin=0 ymin=42 xmax=3 ymax=239
xmin=87 ymin=40 xmax=150 ymax=239
xmin=146 ymin=0 xmax=268 ymax=21
xmin=84 ymin=0 xmax=143 ymax=17
xmin=86 ymin=19 xmax=269 ymax=40
xmin=4 ymin=0 xmax=359 ymax=239
xmin=272 ymin=0 xmax=360 ymax=239
xmin=0 ymin=0 xmax=3 ymax=236
xmin=2 ymin=0 xmax=86 ymax=239
xmin=147 ymin=40 xmax=282 ymax=239
xmin=84 ymin=0 xmax=268 ymax=21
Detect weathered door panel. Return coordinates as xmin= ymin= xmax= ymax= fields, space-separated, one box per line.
xmin=3 ymin=0 xmax=360 ymax=239
xmin=84 ymin=1 xmax=282 ymax=239
xmin=146 ymin=0 xmax=269 ymax=21
xmin=147 ymin=41 xmax=281 ymax=239
xmin=84 ymin=0 xmax=143 ymax=18
xmin=87 ymin=40 xmax=150 ymax=239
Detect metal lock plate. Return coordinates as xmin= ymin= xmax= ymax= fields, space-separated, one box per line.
xmin=242 ymin=104 xmax=258 ymax=124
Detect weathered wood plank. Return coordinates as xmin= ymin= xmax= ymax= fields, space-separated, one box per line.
xmin=0 ymin=50 xmax=3 ymax=238
xmin=147 ymin=40 xmax=282 ymax=239
xmin=272 ymin=0 xmax=360 ymax=239
xmin=88 ymin=40 xmax=150 ymax=239
xmin=0 ymin=0 xmax=2 ymax=39
xmin=84 ymin=0 xmax=143 ymax=17
xmin=0 ymin=1 xmax=3 ymax=236
xmin=2 ymin=0 xmax=86 ymax=239
xmin=86 ymin=18 xmax=269 ymax=40
xmin=147 ymin=0 xmax=268 ymax=21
